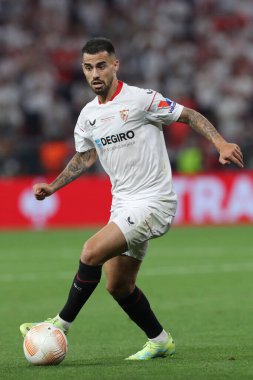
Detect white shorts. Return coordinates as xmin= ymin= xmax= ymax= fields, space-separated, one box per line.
xmin=109 ymin=200 xmax=177 ymax=261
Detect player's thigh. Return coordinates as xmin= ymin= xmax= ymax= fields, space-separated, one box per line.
xmin=81 ymin=222 xmax=128 ymax=265
xmin=104 ymin=255 xmax=142 ymax=298
xmin=110 ymin=201 xmax=175 ymax=256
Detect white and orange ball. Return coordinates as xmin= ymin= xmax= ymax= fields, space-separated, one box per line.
xmin=23 ymin=323 xmax=67 ymax=365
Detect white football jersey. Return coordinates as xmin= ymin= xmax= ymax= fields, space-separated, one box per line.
xmin=74 ymin=81 xmax=183 ymax=207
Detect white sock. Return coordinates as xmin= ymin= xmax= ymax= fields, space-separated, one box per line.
xmin=57 ymin=315 xmax=72 ymax=330
xmin=149 ymin=329 xmax=169 ymax=344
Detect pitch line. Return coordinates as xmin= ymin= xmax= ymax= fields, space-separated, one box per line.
xmin=1 ymin=261 xmax=253 ymax=282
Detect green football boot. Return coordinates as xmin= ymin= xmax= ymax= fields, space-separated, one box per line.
xmin=20 ymin=316 xmax=69 ymax=338
xmin=125 ymin=335 xmax=175 ymax=360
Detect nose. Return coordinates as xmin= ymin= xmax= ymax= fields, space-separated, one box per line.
xmin=92 ymin=67 xmax=100 ymax=79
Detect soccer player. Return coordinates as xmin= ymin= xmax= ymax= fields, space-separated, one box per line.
xmin=20 ymin=38 xmax=244 ymax=360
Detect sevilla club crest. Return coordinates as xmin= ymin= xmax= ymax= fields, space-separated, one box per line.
xmin=120 ymin=109 xmax=129 ymax=122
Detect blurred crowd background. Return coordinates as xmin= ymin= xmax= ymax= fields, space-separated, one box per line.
xmin=0 ymin=0 xmax=253 ymax=177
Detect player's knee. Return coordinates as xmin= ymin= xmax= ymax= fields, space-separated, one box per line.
xmin=80 ymin=241 xmax=101 ymax=266
xmin=106 ymin=281 xmax=135 ymax=299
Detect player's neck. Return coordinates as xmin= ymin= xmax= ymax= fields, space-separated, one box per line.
xmin=98 ymin=78 xmax=119 ymax=104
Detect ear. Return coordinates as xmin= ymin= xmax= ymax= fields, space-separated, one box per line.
xmin=114 ymin=59 xmax=120 ymax=73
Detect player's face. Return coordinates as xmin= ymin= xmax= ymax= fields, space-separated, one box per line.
xmin=82 ymin=51 xmax=119 ymax=96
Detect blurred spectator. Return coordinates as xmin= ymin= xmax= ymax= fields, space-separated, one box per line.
xmin=176 ymin=145 xmax=203 ymax=174
xmin=39 ymin=140 xmax=71 ymax=174
xmin=0 ymin=0 xmax=252 ymax=177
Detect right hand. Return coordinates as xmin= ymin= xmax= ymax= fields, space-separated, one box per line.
xmin=33 ymin=183 xmax=54 ymax=201
xmin=218 ymin=142 xmax=244 ymax=168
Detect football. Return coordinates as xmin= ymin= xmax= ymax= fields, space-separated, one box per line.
xmin=23 ymin=323 xmax=67 ymax=365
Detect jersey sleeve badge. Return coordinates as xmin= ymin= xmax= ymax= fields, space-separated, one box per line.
xmin=158 ymin=98 xmax=176 ymax=113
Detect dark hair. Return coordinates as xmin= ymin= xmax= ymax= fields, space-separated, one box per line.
xmin=82 ymin=37 xmax=115 ymax=56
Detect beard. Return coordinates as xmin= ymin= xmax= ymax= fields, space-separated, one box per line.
xmin=90 ymin=77 xmax=114 ymax=96
xmin=93 ymin=86 xmax=107 ymax=96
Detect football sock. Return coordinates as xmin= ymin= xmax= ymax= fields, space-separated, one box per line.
xmin=56 ymin=314 xmax=72 ymax=331
xmin=59 ymin=261 xmax=102 ymax=322
xmin=115 ymin=286 xmax=163 ymax=339
xmin=149 ymin=329 xmax=169 ymax=343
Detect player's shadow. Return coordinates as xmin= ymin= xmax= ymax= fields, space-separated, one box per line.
xmin=63 ymin=355 xmax=176 ymax=367
xmin=63 ymin=357 xmax=128 ymax=367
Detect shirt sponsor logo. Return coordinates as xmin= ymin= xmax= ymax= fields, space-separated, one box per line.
xmin=158 ymin=98 xmax=176 ymax=113
xmin=120 ymin=109 xmax=129 ymax=122
xmin=88 ymin=119 xmax=96 ymax=126
xmin=95 ymin=130 xmax=135 ymax=148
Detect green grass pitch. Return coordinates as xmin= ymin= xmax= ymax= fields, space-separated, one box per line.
xmin=0 ymin=225 xmax=252 ymax=380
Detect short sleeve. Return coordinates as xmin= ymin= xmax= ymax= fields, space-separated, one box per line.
xmin=144 ymin=91 xmax=184 ymax=125
xmin=74 ymin=114 xmax=95 ymax=152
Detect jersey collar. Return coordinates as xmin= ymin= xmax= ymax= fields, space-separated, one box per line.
xmin=98 ymin=80 xmax=123 ymax=104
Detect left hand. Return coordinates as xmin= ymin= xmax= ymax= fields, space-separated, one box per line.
xmin=218 ymin=143 xmax=244 ymax=168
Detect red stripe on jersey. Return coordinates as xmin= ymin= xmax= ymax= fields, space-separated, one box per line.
xmin=110 ymin=80 xmax=123 ymax=101
xmin=147 ymin=91 xmax=157 ymax=111
xmin=98 ymin=80 xmax=123 ymax=104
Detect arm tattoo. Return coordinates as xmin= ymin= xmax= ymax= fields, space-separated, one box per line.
xmin=178 ymin=108 xmax=222 ymax=144
xmin=50 ymin=149 xmax=97 ymax=192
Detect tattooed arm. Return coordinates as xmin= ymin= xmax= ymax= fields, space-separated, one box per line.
xmin=178 ymin=107 xmax=244 ymax=168
xmin=33 ymin=149 xmax=97 ymax=200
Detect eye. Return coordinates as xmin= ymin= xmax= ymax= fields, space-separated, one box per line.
xmin=97 ymin=63 xmax=106 ymax=70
